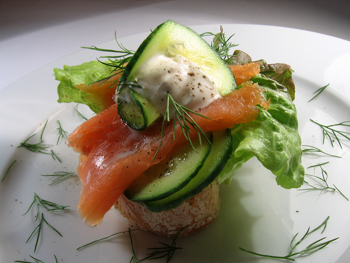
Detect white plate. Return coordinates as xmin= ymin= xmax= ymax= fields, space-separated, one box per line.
xmin=1 ymin=24 xmax=350 ymax=263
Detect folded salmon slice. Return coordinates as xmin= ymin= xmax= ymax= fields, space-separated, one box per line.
xmin=68 ymin=83 xmax=268 ymax=226
xmin=229 ymin=62 xmax=261 ymax=86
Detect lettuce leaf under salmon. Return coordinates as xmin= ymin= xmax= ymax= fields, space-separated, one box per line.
xmin=54 ymin=61 xmax=115 ymax=113
xmin=217 ymin=74 xmax=304 ymax=188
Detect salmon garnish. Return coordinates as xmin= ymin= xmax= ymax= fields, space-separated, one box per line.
xmin=229 ymin=62 xmax=262 ymax=86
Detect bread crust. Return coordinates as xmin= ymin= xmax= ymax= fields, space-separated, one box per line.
xmin=115 ymin=181 xmax=220 ymax=237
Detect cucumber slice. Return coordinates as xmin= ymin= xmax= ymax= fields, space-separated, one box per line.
xmin=117 ymin=20 xmax=236 ymax=130
xmin=121 ymin=20 xmax=235 ymax=95
xmin=143 ymin=129 xmax=232 ymax=212
xmin=125 ymin=134 xmax=212 ymax=202
xmin=117 ymin=88 xmax=160 ymax=131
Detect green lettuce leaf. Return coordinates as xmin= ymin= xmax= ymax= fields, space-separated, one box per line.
xmin=217 ymin=74 xmax=304 ymax=189
xmin=54 ymin=61 xmax=114 ymax=113
xmin=259 ymin=61 xmax=295 ymax=101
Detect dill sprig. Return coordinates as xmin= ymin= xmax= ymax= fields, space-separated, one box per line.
xmin=82 ymin=32 xmax=134 ymax=63
xmin=23 ymin=193 xmax=68 ymax=252
xmin=76 ymin=230 xmax=132 ymax=251
xmin=50 ymin=150 xmax=61 ymax=163
xmin=302 ymin=145 xmax=342 ymax=158
xmin=300 ymin=162 xmax=349 ymax=201
xmin=239 ymin=216 xmax=339 ymax=261
xmin=1 ymin=159 xmax=17 ymax=182
xmin=18 ymin=134 xmax=50 ymax=154
xmin=73 ymin=105 xmax=88 ymax=120
xmin=82 ymin=33 xmax=135 ymax=89
xmin=141 ymin=226 xmax=185 ymax=262
xmin=311 ymin=119 xmax=350 ymax=148
xmin=56 ymin=120 xmax=68 ymax=144
xmin=308 ymin=84 xmax=329 ymax=102
xmin=23 ymin=192 xmax=70 ymax=218
xmin=77 ymin=227 xmax=185 ymax=262
xmin=41 ymin=171 xmax=76 ymax=186
xmin=40 ymin=119 xmax=47 ymax=141
xmin=118 ymin=81 xmax=144 ymax=93
xmin=201 ymin=26 xmax=237 ymax=64
xmin=129 ymin=229 xmax=141 ymax=263
xmin=153 ymin=93 xmax=211 ymax=161
xmin=129 ymin=227 xmax=185 ymax=263
xmin=15 ymin=255 xmax=58 ymax=263
xmin=26 ymin=213 xmax=62 ymax=253
xmin=18 ymin=120 xmax=61 ymax=162
xmin=168 ymin=93 xmax=210 ymax=146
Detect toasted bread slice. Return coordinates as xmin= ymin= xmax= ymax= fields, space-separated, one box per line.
xmin=115 ymin=180 xmax=220 ymax=236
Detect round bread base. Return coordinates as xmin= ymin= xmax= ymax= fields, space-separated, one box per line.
xmin=115 ymin=181 xmax=220 ymax=237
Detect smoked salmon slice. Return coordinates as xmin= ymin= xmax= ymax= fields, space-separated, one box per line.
xmin=229 ymin=62 xmax=262 ymax=86
xmin=68 ymin=83 xmax=268 ymax=226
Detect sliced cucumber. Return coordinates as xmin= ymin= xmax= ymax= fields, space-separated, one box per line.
xmin=117 ymin=88 xmax=160 ymax=131
xmin=121 ymin=20 xmax=235 ymax=95
xmin=125 ymin=134 xmax=212 ymax=202
xmin=142 ymin=129 xmax=232 ymax=212
xmin=117 ymin=20 xmax=236 ymax=130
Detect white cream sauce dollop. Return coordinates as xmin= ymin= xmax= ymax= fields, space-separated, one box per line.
xmin=116 ymin=54 xmax=220 ymax=117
